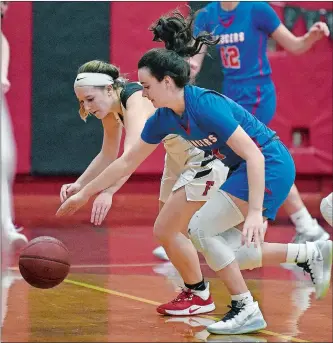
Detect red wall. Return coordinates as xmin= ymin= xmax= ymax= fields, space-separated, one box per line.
xmin=3 ymin=2 xmax=187 ymax=175
xmin=110 ymin=2 xmax=187 ymax=174
xmin=3 ymin=2 xmax=332 ymax=178
xmin=2 ymin=2 xmax=32 ymax=173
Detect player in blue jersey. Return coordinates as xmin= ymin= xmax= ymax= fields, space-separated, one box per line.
xmin=59 ymin=59 xmax=234 ymax=316
xmin=57 ymin=42 xmax=332 ymax=334
xmin=189 ymin=2 xmax=330 ymax=244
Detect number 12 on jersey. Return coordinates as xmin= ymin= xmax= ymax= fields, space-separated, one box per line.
xmin=220 ymin=46 xmax=240 ymax=69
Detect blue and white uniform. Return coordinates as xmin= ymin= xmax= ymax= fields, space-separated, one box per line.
xmin=141 ymin=85 xmax=295 ymax=219
xmin=116 ymin=82 xmax=228 ymax=203
xmin=194 ymin=2 xmax=281 ymax=125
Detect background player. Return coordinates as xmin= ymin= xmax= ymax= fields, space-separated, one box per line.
xmin=189 ymin=2 xmax=330 ymax=244
xmin=1 ymin=0 xmax=28 ymax=250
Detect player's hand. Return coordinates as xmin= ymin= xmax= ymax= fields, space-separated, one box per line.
xmin=188 ymin=58 xmax=200 ymax=81
xmin=306 ymin=22 xmax=330 ymax=43
xmin=56 ymin=191 xmax=89 ymax=217
xmin=91 ymin=192 xmax=113 ymax=226
xmin=242 ymin=211 xmax=265 ymax=247
xmin=60 ymin=182 xmax=82 ymax=203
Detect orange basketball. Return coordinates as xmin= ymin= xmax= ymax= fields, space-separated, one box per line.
xmin=19 ymin=236 xmax=70 ymax=289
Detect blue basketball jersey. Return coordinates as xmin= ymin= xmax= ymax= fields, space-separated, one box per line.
xmin=194 ymin=2 xmax=281 ymax=86
xmin=141 ymin=85 xmax=276 ymax=168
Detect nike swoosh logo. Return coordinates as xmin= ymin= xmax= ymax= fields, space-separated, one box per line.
xmin=76 ymin=77 xmax=86 ymax=81
xmin=189 ymin=306 xmax=200 ymax=314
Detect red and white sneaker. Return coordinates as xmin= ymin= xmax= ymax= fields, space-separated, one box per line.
xmin=157 ymin=282 xmax=215 ymax=316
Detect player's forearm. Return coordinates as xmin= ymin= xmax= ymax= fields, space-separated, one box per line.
xmin=82 ymin=156 xmax=133 ymax=198
xmin=76 ymin=152 xmax=114 ymax=187
xmin=103 ymin=175 xmax=131 ymax=195
xmin=284 ymin=35 xmax=315 ymax=55
xmin=246 ymin=152 xmax=265 ymax=214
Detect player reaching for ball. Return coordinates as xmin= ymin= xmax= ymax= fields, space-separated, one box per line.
xmin=57 ymin=41 xmax=332 ymax=334
xmin=59 ymin=59 xmax=230 ymax=315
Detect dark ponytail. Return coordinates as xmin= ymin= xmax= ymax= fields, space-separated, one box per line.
xmin=150 ymin=10 xmax=219 ymax=58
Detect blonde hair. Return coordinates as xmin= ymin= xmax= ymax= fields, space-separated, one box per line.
xmin=76 ymin=60 xmax=128 ymax=121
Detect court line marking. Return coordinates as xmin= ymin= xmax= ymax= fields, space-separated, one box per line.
xmin=9 ymin=263 xmax=209 ymax=270
xmin=64 ymin=278 xmax=310 ymax=343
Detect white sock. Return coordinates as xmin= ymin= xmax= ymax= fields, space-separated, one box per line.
xmin=290 ymin=207 xmax=314 ymax=232
xmin=286 ymin=243 xmax=307 ymax=263
xmin=231 ymin=291 xmax=253 ymax=305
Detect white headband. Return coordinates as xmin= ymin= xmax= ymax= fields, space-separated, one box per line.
xmin=74 ymin=73 xmax=114 ymax=87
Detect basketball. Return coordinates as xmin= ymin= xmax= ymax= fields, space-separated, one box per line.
xmin=19 ymin=236 xmax=70 ymax=289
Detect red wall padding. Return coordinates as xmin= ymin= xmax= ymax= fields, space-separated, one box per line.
xmin=110 ymin=2 xmax=188 ymax=174
xmin=269 ymin=51 xmax=332 ymax=174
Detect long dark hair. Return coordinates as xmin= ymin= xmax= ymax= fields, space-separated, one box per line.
xmin=150 ymin=9 xmax=218 ymax=58
xmin=138 ymin=10 xmax=219 ymax=89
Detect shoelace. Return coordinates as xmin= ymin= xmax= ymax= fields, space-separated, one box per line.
xmin=171 ymin=289 xmax=193 ymax=303
xmin=297 ymin=260 xmax=315 ymax=283
xmin=222 ymin=301 xmax=245 ymax=322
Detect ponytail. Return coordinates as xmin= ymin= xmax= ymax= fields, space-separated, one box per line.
xmin=150 ymin=10 xmax=219 ymax=58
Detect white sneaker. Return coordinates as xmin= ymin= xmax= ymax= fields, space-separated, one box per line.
xmin=7 ymin=229 xmax=28 ymax=250
xmin=207 ymin=301 xmax=267 ymax=335
xmin=296 ymin=240 xmax=332 ymax=300
xmin=152 ymin=246 xmax=169 ymax=261
xmin=153 ymin=261 xmax=184 ymax=290
xmin=292 ymin=219 xmax=330 ymax=244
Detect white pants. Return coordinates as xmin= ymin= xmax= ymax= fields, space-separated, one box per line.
xmin=1 ymin=96 xmax=16 ymax=233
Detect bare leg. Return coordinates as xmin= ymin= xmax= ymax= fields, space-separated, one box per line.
xmin=215 ymin=260 xmax=248 ymax=294
xmin=154 ymin=187 xmax=204 ymax=284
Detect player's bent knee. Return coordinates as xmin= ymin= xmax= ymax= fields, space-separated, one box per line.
xmin=235 ymin=243 xmax=263 ymax=270
xmin=188 ymin=212 xmax=236 ymax=271
xmin=204 ymin=236 xmax=236 ymax=271
xmin=153 ymin=217 xmax=170 ymax=243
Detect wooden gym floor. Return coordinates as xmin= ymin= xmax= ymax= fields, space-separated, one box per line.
xmin=1 ymin=178 xmax=332 ymax=342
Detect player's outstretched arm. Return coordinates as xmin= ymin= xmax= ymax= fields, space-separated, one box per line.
xmin=89 ymin=91 xmax=156 ymax=225
xmin=56 ymin=138 xmax=158 ymax=216
xmin=60 ymin=116 xmax=122 ymax=203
